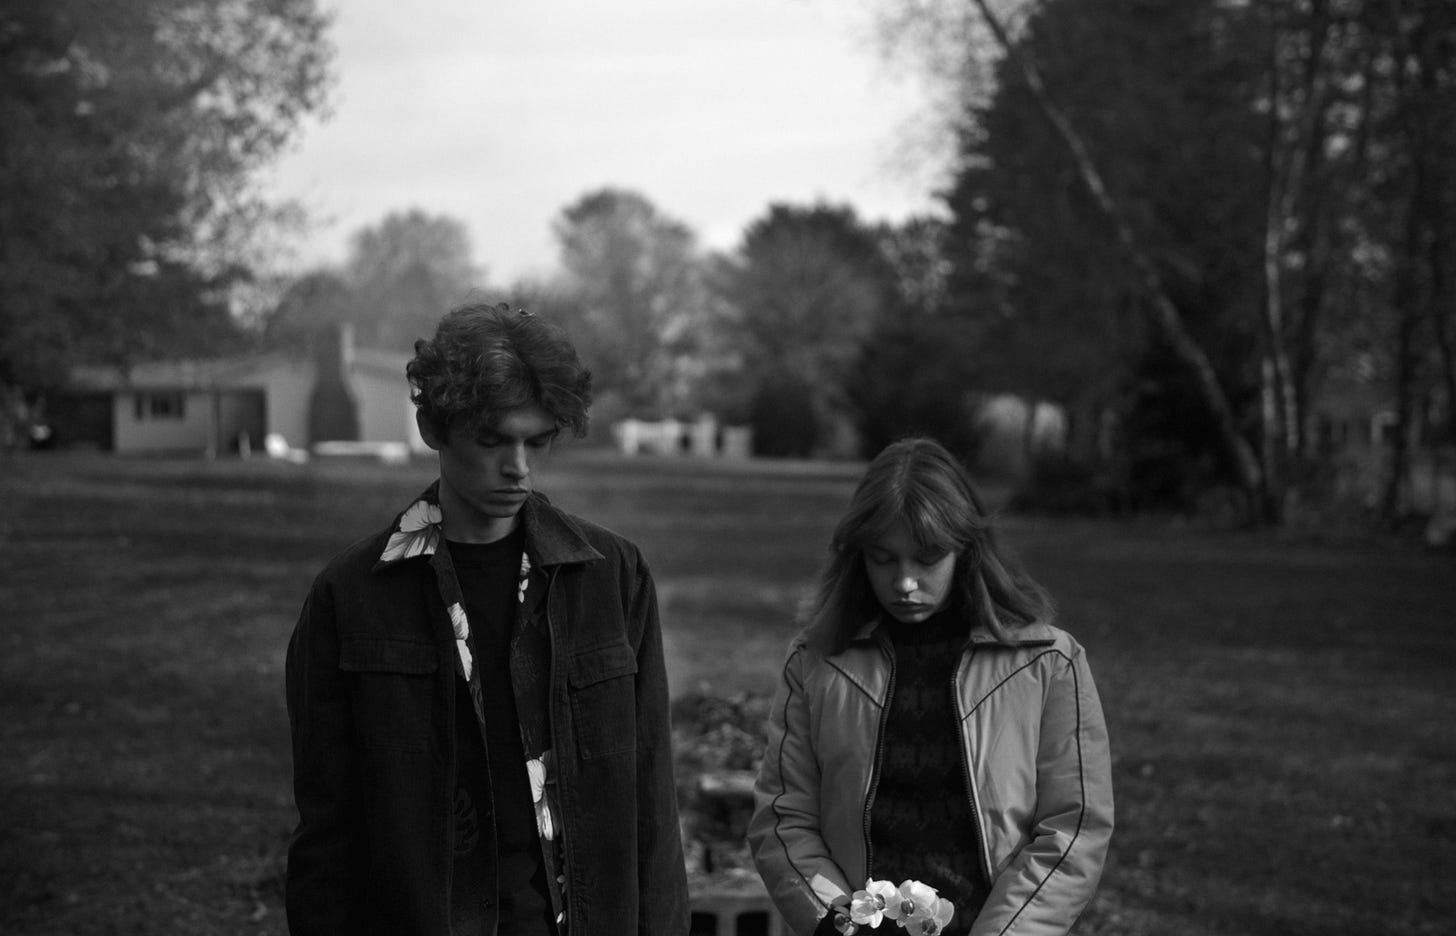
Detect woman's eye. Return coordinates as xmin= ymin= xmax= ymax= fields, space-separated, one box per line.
xmin=918 ymin=551 xmax=949 ymax=565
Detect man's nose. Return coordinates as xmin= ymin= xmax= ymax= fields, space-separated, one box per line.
xmin=502 ymin=443 xmax=529 ymax=478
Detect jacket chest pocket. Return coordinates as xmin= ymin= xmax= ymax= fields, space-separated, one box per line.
xmin=567 ymin=640 xmax=638 ymax=759
xmin=339 ymin=635 xmax=440 ymax=753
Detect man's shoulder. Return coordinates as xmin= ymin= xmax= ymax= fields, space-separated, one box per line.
xmin=533 ymin=496 xmax=643 ymax=562
xmin=312 ymin=524 xmax=394 ymax=585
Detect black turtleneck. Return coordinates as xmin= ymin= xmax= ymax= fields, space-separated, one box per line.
xmin=870 ymin=609 xmax=989 ymax=934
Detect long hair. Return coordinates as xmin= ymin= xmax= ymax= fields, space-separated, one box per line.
xmin=407 ymin=302 xmax=593 ymax=441
xmin=802 ymin=437 xmax=1054 ymax=655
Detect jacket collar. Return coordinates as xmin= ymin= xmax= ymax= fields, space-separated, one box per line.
xmin=848 ymin=612 xmax=1057 ymax=648
xmin=516 ymin=491 xmax=604 ymax=566
xmin=372 ymin=482 xmax=602 ymax=573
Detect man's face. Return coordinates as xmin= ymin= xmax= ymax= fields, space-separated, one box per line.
xmin=420 ymin=403 xmax=559 ymax=542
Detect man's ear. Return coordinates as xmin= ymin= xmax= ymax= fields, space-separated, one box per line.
xmin=416 ymin=410 xmax=444 ymax=451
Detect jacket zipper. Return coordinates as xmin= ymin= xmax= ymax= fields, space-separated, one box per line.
xmin=954 ymin=644 xmax=995 ymax=884
xmin=861 ymin=638 xmax=895 ymax=879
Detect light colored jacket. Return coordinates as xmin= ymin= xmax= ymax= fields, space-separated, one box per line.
xmin=748 ymin=617 xmax=1113 ymax=936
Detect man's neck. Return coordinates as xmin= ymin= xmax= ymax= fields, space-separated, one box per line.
xmin=437 ymin=487 xmax=521 ymax=544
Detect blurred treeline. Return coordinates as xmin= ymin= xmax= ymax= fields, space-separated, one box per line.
xmin=3 ymin=0 xmax=1453 ymax=530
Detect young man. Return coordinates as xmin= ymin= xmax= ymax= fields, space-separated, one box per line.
xmin=285 ymin=303 xmax=689 ymax=935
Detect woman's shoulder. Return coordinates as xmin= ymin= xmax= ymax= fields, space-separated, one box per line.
xmin=992 ymin=619 xmax=1096 ymax=667
xmin=788 ymin=614 xmax=881 ymax=652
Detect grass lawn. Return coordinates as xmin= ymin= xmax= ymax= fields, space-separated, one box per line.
xmin=1 ymin=448 xmax=1452 ymax=935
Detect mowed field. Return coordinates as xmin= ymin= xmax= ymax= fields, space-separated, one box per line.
xmin=1 ymin=449 xmax=1453 ymax=935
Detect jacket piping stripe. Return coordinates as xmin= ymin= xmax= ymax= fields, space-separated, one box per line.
xmin=765 ymin=646 xmax=834 ymax=915
xmin=967 ymin=648 xmax=1088 ymax=936
xmin=826 ymin=657 xmax=888 ymax=706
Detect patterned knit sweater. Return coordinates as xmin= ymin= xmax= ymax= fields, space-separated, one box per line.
xmin=870 ymin=611 xmax=989 ymax=935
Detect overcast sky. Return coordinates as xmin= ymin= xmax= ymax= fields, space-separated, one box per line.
xmin=259 ymin=0 xmax=945 ymax=286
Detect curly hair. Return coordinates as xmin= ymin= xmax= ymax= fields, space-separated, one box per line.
xmin=407 ymin=302 xmax=593 ymax=441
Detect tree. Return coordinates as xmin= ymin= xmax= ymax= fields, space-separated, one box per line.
xmin=263 ymin=270 xmax=353 ymax=347
xmin=551 ymin=188 xmax=708 ymax=416
xmin=1362 ymin=0 xmax=1456 ymax=517
xmin=0 ymin=0 xmax=333 ymax=390
xmin=882 ymin=0 xmax=1456 ymax=523
xmin=714 ymin=203 xmax=900 ymax=455
xmin=966 ymin=0 xmax=1270 ymax=514
xmin=342 ymin=210 xmax=482 ymax=351
xmin=848 ymin=216 xmax=987 ymax=459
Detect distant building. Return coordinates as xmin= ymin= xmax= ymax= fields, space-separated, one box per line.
xmin=49 ymin=325 xmax=426 ymax=458
xmin=614 ymin=414 xmax=752 ymax=458
xmin=1310 ymin=377 xmax=1455 ymax=516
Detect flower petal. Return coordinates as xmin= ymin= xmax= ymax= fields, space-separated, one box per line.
xmin=455 ymin=638 xmax=473 ymax=681
xmin=447 ymin=602 xmax=470 ymax=639
xmin=398 ymin=500 xmax=442 ymax=533
xmin=848 ymin=892 xmax=884 ymax=927
xmin=527 ymin=757 xmax=546 ymax=802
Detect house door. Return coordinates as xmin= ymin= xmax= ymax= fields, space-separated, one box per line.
xmin=218 ymin=390 xmax=267 ymax=454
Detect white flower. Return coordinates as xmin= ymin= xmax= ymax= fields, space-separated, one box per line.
xmin=400 ymin=500 xmax=443 ymax=532
xmin=379 ymin=500 xmax=443 ymax=563
xmin=517 ymin=553 xmax=532 ymax=603
xmin=447 ymin=602 xmax=473 ymax=680
xmin=527 ymin=754 xmax=555 ymax=841
xmin=850 ymin=880 xmax=899 ymax=927
xmin=446 ymin=602 xmax=469 ymax=640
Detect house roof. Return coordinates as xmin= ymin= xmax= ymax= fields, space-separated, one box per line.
xmin=68 ymin=350 xmax=311 ymax=391
xmin=351 ymin=347 xmax=411 ymax=379
xmin=68 ymin=345 xmax=411 ymax=392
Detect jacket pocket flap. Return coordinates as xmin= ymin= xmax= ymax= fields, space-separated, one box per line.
xmin=567 ymin=640 xmax=638 ymax=688
xmin=339 ymin=635 xmax=439 ymax=674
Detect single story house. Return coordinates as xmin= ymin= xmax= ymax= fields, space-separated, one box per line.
xmin=50 ymin=326 xmax=426 ymax=457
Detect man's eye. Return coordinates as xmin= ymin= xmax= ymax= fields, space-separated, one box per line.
xmin=526 ymin=435 xmax=555 ymax=450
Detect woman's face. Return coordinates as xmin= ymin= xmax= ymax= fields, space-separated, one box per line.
xmin=863 ymin=520 xmax=958 ymax=624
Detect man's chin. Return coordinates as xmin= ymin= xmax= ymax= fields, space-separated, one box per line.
xmin=478 ymin=496 xmax=528 ymax=516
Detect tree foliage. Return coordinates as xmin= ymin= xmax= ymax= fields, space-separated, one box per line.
xmin=713 ymin=203 xmax=900 ymax=455
xmin=341 ymin=210 xmax=481 ymax=351
xmin=848 ymin=216 xmax=987 ymax=459
xmin=886 ymin=0 xmax=1456 ymax=520
xmin=551 ymin=188 xmax=709 ymax=416
xmin=0 ymin=0 xmax=333 ymax=388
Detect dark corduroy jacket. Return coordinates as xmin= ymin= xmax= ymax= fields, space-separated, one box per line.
xmin=285 ymin=490 xmax=689 ymax=935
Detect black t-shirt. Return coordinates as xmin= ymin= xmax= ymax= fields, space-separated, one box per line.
xmin=448 ymin=530 xmax=555 ymax=935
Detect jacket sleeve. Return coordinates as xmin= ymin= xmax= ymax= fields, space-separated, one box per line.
xmin=749 ymin=646 xmax=856 ymax=936
xmin=284 ymin=578 xmax=367 ymax=936
xmin=969 ymin=641 xmax=1114 ymax=936
xmin=628 ymin=559 xmax=691 ymax=936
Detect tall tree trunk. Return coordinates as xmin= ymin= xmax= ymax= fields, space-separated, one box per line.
xmin=969 ymin=0 xmax=1270 ymax=519
xmin=1261 ymin=0 xmax=1333 ymax=486
xmin=1382 ymin=40 xmax=1429 ymax=521
xmin=1429 ymin=204 xmax=1456 ymax=444
xmin=1383 ymin=292 xmax=1421 ymax=521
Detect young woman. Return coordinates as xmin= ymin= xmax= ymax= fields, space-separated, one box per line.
xmin=749 ymin=437 xmax=1113 ymax=936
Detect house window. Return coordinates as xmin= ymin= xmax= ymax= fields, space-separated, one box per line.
xmin=134 ymin=392 xmax=186 ymax=421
